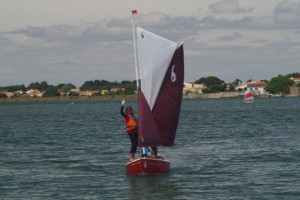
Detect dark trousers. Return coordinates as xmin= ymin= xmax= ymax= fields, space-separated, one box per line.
xmin=128 ymin=132 xmax=138 ymax=153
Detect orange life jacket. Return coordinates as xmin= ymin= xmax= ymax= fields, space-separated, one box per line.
xmin=125 ymin=115 xmax=138 ymax=133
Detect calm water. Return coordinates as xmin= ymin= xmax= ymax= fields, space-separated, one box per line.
xmin=0 ymin=98 xmax=299 ymax=199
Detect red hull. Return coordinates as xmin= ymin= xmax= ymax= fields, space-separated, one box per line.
xmin=125 ymin=158 xmax=170 ymax=174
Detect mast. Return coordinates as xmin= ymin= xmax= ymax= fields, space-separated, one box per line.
xmin=131 ymin=10 xmax=139 ymax=89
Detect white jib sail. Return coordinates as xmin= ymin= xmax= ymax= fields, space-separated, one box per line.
xmin=137 ymin=27 xmax=177 ymax=110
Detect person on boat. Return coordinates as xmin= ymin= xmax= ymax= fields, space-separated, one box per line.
xmin=142 ymin=147 xmax=164 ymax=160
xmin=120 ymin=99 xmax=138 ymax=162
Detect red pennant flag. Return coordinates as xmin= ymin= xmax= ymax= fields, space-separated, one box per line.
xmin=132 ymin=10 xmax=137 ymax=15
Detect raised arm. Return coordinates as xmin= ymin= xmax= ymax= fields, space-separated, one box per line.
xmin=120 ymin=99 xmax=126 ymax=118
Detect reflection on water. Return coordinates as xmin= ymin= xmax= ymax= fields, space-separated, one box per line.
xmin=127 ymin=174 xmax=184 ymax=199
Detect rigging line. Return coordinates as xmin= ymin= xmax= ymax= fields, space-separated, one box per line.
xmin=131 ymin=12 xmax=139 ymax=90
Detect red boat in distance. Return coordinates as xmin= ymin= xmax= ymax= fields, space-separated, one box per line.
xmin=125 ymin=158 xmax=170 ymax=174
xmin=244 ymin=89 xmax=254 ymax=103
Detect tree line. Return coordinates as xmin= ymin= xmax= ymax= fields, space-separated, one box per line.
xmin=193 ymin=72 xmax=300 ymax=94
xmin=80 ymin=80 xmax=136 ymax=94
xmin=1 ymin=72 xmax=300 ymax=98
xmin=0 ymin=80 xmax=136 ymax=97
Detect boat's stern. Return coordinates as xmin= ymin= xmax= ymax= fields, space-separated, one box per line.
xmin=125 ymin=158 xmax=170 ymax=174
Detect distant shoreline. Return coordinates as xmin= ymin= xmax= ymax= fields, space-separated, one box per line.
xmin=0 ymin=95 xmax=137 ymax=102
xmin=1 ymin=92 xmax=298 ymax=102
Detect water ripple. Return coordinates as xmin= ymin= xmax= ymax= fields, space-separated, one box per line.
xmin=1 ymin=98 xmax=300 ymax=199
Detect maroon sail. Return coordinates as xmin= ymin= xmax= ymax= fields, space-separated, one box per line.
xmin=136 ymin=27 xmax=184 ymax=147
xmin=152 ymin=45 xmax=184 ymax=146
xmin=137 ymin=90 xmax=161 ymax=146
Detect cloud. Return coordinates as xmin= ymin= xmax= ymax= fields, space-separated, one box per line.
xmin=217 ymin=32 xmax=242 ymax=41
xmin=274 ymin=1 xmax=300 ymax=26
xmin=199 ymin=14 xmax=300 ymax=30
xmin=133 ymin=13 xmax=199 ymax=41
xmin=0 ymin=18 xmax=146 ymax=85
xmin=208 ymin=0 xmax=254 ymax=14
xmin=0 ymin=11 xmax=300 ymax=86
xmin=5 ymin=13 xmax=199 ymax=44
xmin=185 ymin=38 xmax=300 ymax=82
xmin=8 ymin=23 xmax=130 ymax=44
xmin=199 ymin=15 xmax=265 ymax=29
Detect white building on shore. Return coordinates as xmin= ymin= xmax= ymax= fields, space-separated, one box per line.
xmin=183 ymin=82 xmax=206 ymax=94
xmin=235 ymin=80 xmax=267 ymax=96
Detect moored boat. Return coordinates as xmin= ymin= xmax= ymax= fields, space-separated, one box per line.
xmin=244 ymin=89 xmax=254 ymax=103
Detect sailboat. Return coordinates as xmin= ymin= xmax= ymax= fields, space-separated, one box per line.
xmin=244 ymin=89 xmax=254 ymax=103
xmin=125 ymin=11 xmax=185 ymax=174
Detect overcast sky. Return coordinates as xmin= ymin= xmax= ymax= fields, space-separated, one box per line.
xmin=1 ymin=0 xmax=300 ymax=87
